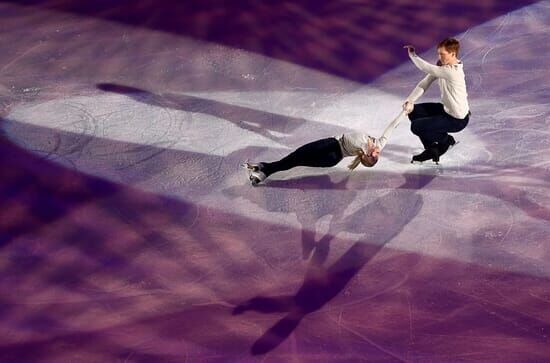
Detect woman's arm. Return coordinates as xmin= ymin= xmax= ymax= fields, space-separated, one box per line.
xmin=376 ymin=110 xmax=406 ymax=151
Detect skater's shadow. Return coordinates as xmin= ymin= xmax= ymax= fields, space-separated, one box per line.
xmin=227 ymin=168 xmax=439 ymax=262
xmin=233 ymin=174 xmax=431 ymax=355
xmin=96 ymin=83 xmax=348 ymax=144
xmin=232 ymin=240 xmax=376 ymax=355
xmin=256 ymin=172 xmax=351 ymax=190
xmin=226 ymin=172 xmax=357 ymax=261
xmin=257 ymin=164 xmax=550 ymax=224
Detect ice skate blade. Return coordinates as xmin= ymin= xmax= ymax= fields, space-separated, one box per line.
xmin=411 ymin=160 xmax=441 ymax=166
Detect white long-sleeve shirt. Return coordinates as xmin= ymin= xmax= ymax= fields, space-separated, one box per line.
xmin=338 ymin=111 xmax=404 ymax=157
xmin=406 ymin=52 xmax=469 ymax=119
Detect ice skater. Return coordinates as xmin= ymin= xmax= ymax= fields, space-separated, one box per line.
xmin=243 ymin=111 xmax=405 ymax=185
xmin=403 ymin=38 xmax=471 ymax=163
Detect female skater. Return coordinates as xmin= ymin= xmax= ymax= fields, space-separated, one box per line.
xmin=243 ymin=111 xmax=404 ymax=185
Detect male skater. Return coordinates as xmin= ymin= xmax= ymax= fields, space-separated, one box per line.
xmin=403 ymin=38 xmax=471 ymax=163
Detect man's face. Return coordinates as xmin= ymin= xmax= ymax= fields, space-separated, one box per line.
xmin=438 ymin=47 xmax=455 ymax=65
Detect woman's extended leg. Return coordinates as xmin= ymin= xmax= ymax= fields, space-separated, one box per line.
xmin=261 ymin=137 xmax=343 ymax=177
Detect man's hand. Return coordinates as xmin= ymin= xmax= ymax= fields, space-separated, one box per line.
xmin=403 ymin=101 xmax=414 ymax=114
xmin=403 ymin=45 xmax=415 ymax=55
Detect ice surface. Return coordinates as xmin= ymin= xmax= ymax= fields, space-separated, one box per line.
xmin=0 ymin=1 xmax=549 ymax=362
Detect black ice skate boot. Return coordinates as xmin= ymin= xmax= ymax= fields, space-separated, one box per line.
xmin=436 ymin=135 xmax=456 ymax=158
xmin=411 ymin=145 xmax=440 ymax=164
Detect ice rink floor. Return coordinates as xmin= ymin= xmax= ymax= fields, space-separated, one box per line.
xmin=1 ymin=1 xmax=549 ymax=362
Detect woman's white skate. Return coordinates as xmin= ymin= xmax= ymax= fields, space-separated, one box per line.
xmin=241 ymin=162 xmax=266 ymax=186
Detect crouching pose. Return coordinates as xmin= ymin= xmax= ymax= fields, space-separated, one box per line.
xmin=403 ymin=38 xmax=471 ymax=163
xmin=243 ymin=111 xmax=405 ymax=185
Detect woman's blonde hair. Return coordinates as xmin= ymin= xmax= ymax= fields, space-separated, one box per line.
xmin=348 ymin=151 xmax=378 ymax=170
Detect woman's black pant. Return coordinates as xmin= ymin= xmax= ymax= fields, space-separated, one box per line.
xmin=408 ymin=103 xmax=469 ymax=148
xmin=261 ymin=137 xmax=343 ymax=177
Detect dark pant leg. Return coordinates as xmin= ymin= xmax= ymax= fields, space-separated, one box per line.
xmin=412 ymin=113 xmax=469 ymax=146
xmin=261 ymin=137 xmax=343 ymax=177
xmin=408 ymin=103 xmax=446 ymax=147
xmin=408 ymin=103 xmax=445 ymax=121
xmin=410 ymin=103 xmax=469 ymax=147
